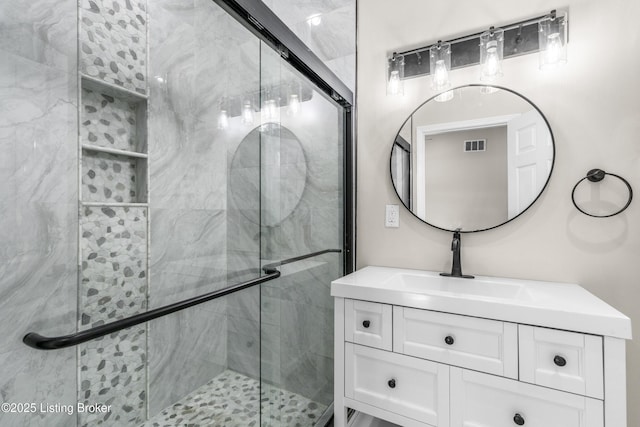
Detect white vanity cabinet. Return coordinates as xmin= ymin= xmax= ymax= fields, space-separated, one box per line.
xmin=332 ymin=267 xmax=632 ymax=427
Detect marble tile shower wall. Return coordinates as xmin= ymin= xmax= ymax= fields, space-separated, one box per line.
xmin=225 ymin=89 xmax=344 ymax=403
xmin=147 ymin=0 xmax=261 ymax=417
xmin=0 ymin=0 xmax=79 ymax=426
xmin=260 ymin=262 xmax=336 ymax=406
xmin=260 ymin=94 xmax=343 ymax=404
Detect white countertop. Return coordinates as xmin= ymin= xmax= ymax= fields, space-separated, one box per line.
xmin=331 ymin=266 xmax=632 ymax=339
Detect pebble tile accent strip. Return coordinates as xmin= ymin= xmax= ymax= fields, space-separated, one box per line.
xmin=79 ymin=206 xmax=148 ymax=426
xmin=79 ymin=327 xmax=147 ymax=427
xmin=82 ymin=87 xmax=142 ymax=152
xmin=141 ymin=370 xmax=327 ymax=427
xmin=82 ymin=151 xmax=142 ymax=203
xmin=80 ymin=0 xmax=148 ymax=94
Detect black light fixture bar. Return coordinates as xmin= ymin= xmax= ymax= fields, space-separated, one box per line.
xmin=398 ymin=11 xmax=564 ymax=79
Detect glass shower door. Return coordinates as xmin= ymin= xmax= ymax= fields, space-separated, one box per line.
xmin=258 ymin=43 xmax=345 ymax=426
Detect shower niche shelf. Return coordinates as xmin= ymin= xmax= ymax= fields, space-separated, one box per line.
xmin=81 ymin=148 xmax=148 ymax=204
xmin=80 ymin=75 xmax=148 ymax=204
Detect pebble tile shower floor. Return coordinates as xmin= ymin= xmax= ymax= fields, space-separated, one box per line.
xmin=141 ymin=369 xmax=327 ymax=427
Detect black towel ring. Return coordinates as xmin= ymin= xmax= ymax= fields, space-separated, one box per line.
xmin=571 ymin=168 xmax=633 ymax=218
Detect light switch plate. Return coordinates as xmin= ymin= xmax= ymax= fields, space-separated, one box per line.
xmin=385 ymin=204 xmax=399 ymax=228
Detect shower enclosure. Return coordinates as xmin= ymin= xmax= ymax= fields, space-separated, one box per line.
xmin=0 ymin=0 xmax=352 ymax=426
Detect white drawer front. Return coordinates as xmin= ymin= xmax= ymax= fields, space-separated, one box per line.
xmin=345 ymin=343 xmax=449 ymax=426
xmin=450 ymin=367 xmax=604 ymax=427
xmin=345 ymin=299 xmax=392 ymax=350
xmin=519 ymin=325 xmax=604 ymax=399
xmin=393 ymin=307 xmax=518 ymax=378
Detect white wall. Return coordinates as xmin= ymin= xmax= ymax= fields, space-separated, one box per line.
xmin=423 ymin=126 xmax=508 ymax=230
xmin=357 ymin=0 xmax=640 ymax=424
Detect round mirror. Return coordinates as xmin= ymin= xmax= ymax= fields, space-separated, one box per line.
xmin=230 ymin=123 xmax=307 ymax=226
xmin=390 ymin=85 xmax=555 ymax=232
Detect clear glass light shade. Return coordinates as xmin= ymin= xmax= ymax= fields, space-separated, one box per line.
xmin=287 ymin=94 xmax=300 ymax=116
xmin=241 ymin=101 xmax=254 ymax=125
xmin=538 ymin=11 xmax=568 ymax=69
xmin=480 ymin=28 xmax=504 ymax=81
xmin=387 ymin=54 xmax=404 ymax=96
xmin=217 ymin=109 xmax=229 ymax=130
xmin=429 ymin=42 xmax=451 ymax=91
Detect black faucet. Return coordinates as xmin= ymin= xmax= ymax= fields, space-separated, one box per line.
xmin=440 ymin=228 xmax=474 ymax=279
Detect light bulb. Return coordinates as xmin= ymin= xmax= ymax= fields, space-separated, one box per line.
xmin=388 ymin=70 xmax=400 ymax=95
xmin=242 ymin=101 xmax=254 ymax=125
xmin=287 ymin=94 xmax=300 ymax=116
xmin=433 ymin=60 xmax=450 ymax=90
xmin=387 ymin=53 xmax=404 ymax=96
xmin=481 ymin=41 xmax=502 ymax=81
xmin=544 ymin=33 xmax=562 ymax=66
xmin=217 ymin=110 xmax=229 ymax=130
xmin=485 ymin=50 xmax=499 ymax=75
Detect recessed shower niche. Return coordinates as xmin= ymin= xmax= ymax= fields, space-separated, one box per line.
xmin=80 ymin=76 xmax=148 ymax=204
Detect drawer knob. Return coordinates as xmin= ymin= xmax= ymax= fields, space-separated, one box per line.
xmin=513 ymin=413 xmax=525 ymax=425
xmin=444 ymin=335 xmax=455 ymax=345
xmin=387 ymin=379 xmax=396 ymax=388
xmin=554 ymin=355 xmax=567 ymax=367
xmin=362 ymin=320 xmax=371 ymax=328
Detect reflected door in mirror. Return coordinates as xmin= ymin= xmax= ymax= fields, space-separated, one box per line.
xmin=390 ymin=85 xmax=554 ymax=232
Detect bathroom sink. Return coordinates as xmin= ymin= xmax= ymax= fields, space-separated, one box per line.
xmin=385 ymin=272 xmax=532 ymax=301
xmin=331 ymin=266 xmax=632 ymax=339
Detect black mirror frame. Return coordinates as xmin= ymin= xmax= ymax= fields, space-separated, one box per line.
xmin=389 ymin=84 xmax=556 ymax=233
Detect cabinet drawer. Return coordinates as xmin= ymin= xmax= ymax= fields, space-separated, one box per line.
xmin=450 ymin=367 xmax=603 ymax=427
xmin=519 ymin=325 xmax=604 ymax=399
xmin=345 ymin=343 xmax=449 ymax=426
xmin=393 ymin=307 xmax=518 ymax=378
xmin=345 ymin=299 xmax=392 ymax=350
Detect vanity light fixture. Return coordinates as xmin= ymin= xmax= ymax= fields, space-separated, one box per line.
xmin=479 ymin=27 xmax=504 ymax=81
xmin=386 ymin=9 xmax=568 ymax=96
xmin=538 ymin=10 xmax=568 ymax=69
xmin=386 ymin=52 xmax=405 ymax=96
xmin=429 ymin=41 xmax=451 ymax=91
